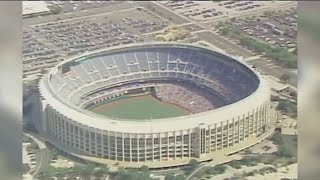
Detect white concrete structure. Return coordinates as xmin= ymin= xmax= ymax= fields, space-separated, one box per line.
xmin=23 ymin=1 xmax=50 ymax=17
xmin=37 ymin=43 xmax=272 ymax=168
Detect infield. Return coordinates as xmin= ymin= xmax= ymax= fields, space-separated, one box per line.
xmin=88 ymin=95 xmax=191 ymax=120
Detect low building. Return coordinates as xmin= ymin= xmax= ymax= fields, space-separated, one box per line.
xmin=23 ymin=1 xmax=51 ymax=18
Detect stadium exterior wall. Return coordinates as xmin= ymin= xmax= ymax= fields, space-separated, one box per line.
xmin=37 ymin=42 xmax=272 ymax=168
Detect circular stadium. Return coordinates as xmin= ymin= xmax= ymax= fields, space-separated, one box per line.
xmin=37 ymin=42 xmax=272 ymax=168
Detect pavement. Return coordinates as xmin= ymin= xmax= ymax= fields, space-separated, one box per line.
xmin=24 ymin=133 xmax=46 ymax=149
xmin=24 ymin=133 xmax=50 ymax=178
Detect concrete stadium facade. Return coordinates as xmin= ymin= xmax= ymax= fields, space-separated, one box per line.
xmin=37 ymin=42 xmax=273 ymax=168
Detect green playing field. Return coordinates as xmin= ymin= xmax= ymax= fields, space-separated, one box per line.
xmin=88 ymin=95 xmax=190 ymax=120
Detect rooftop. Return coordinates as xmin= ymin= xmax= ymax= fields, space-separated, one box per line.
xmin=23 ymin=1 xmax=50 ymax=16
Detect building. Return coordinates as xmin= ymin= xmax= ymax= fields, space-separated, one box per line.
xmin=36 ymin=43 xmax=273 ymax=168
xmin=23 ymin=1 xmax=51 ymax=18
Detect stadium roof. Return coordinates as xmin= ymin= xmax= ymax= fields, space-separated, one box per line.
xmin=23 ymin=1 xmax=50 ymax=16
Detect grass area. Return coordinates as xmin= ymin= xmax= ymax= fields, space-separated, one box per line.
xmin=89 ymin=95 xmax=190 ymax=120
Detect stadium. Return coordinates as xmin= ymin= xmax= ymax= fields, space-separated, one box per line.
xmin=37 ymin=42 xmax=273 ymax=168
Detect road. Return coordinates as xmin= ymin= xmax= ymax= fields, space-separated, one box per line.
xmin=133 ymin=1 xmax=189 ymax=25
xmin=196 ymin=31 xmax=253 ymax=58
xmin=34 ymin=149 xmax=49 ymax=177
xmin=24 ymin=133 xmax=50 ymax=178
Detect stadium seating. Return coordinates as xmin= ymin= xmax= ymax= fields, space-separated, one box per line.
xmin=49 ymin=47 xmax=259 ymax=108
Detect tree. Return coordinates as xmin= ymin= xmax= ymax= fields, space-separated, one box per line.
xmin=221 ymin=27 xmax=231 ymax=36
xmin=276 ymin=145 xmax=294 ymax=158
xmin=277 ymin=99 xmax=297 ymax=117
xmin=80 ymin=163 xmax=96 ymax=179
xmin=270 ymin=131 xmax=284 ymax=145
xmin=188 ymin=159 xmax=199 ymax=170
xmin=204 ymin=165 xmax=227 ymax=175
xmin=165 ymin=173 xmax=175 ymax=180
xmin=244 ymin=149 xmax=252 ymax=154
xmin=38 ymin=171 xmax=49 ymax=180
xmin=175 ymin=174 xmax=186 ymax=180
xmin=114 ymin=168 xmax=151 ymax=180
xmin=218 ymin=21 xmax=224 ymax=26
xmin=139 ymin=165 xmax=150 ymax=176
xmin=229 ymin=160 xmax=242 ymax=169
xmin=93 ymin=166 xmax=109 ymax=178
xmin=214 ymin=165 xmax=227 ymax=174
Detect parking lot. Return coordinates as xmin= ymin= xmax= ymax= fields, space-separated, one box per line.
xmin=232 ymin=9 xmax=297 ymax=49
xmin=113 ymin=8 xmax=169 ymax=34
xmin=159 ymin=1 xmax=294 ymax=22
xmin=23 ymin=27 xmax=63 ymax=74
xmin=23 ymin=7 xmax=171 ymax=77
xmin=46 ymin=1 xmax=124 ymax=13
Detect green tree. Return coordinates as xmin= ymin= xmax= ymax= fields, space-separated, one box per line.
xmin=165 ymin=173 xmax=175 ymax=180
xmin=38 ymin=171 xmax=49 ymax=180
xmin=214 ymin=165 xmax=227 ymax=174
xmin=164 ymin=173 xmax=186 ymax=180
xmin=175 ymin=174 xmax=186 ymax=180
xmin=221 ymin=27 xmax=231 ymax=36
xmin=277 ymin=145 xmax=294 ymax=158
xmin=115 ymin=169 xmax=151 ymax=180
xmin=204 ymin=165 xmax=227 ymax=175
xmin=244 ymin=149 xmax=252 ymax=154
xmin=139 ymin=165 xmax=150 ymax=176
xmin=80 ymin=163 xmax=96 ymax=179
xmin=188 ymin=159 xmax=199 ymax=170
xmin=93 ymin=166 xmax=109 ymax=178
xmin=217 ymin=21 xmax=224 ymax=27
xmin=271 ymin=132 xmax=284 ymax=145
